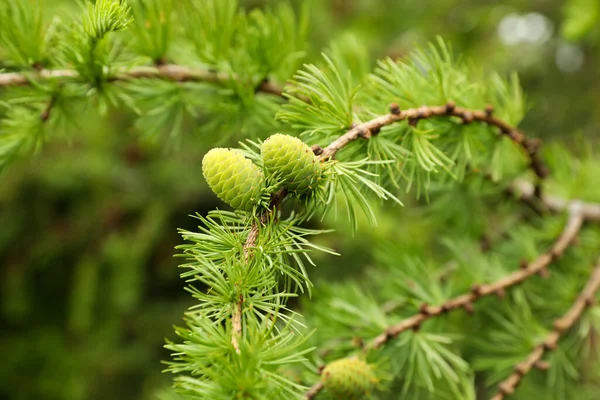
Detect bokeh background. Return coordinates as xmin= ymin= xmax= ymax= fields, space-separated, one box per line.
xmin=1 ymin=0 xmax=598 ymax=399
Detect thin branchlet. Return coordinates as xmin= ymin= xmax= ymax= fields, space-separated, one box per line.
xmin=369 ymin=201 xmax=585 ymax=350
xmin=304 ymin=199 xmax=596 ymax=398
xmin=319 ymin=103 xmax=548 ymax=180
xmin=491 ymin=256 xmax=600 ymax=400
xmin=0 ymin=65 xmax=286 ymax=97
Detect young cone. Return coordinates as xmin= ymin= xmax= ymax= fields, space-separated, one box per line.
xmin=202 ymin=148 xmax=265 ymax=211
xmin=261 ymin=133 xmax=322 ymax=193
xmin=321 ymin=357 xmax=376 ymax=399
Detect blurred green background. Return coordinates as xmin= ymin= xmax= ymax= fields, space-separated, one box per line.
xmin=0 ymin=0 xmax=598 ymax=399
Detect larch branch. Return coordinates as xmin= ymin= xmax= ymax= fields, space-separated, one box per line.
xmin=0 ymin=64 xmax=285 ymax=97
xmin=369 ymin=201 xmax=585 ymax=350
xmin=305 ymin=382 xmax=324 ymax=400
xmin=320 ymin=102 xmax=548 ymax=180
xmin=491 ymin=256 xmax=600 ymax=400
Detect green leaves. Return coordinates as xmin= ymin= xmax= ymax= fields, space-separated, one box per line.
xmin=168 ymin=315 xmax=311 ymax=400
xmin=58 ymin=0 xmax=132 ymax=83
xmin=0 ymin=105 xmax=45 ymax=171
xmin=326 ymin=159 xmax=402 ymax=231
xmin=277 ymin=55 xmax=357 ymax=140
xmin=0 ymin=0 xmax=49 ymax=68
xmin=128 ymin=0 xmax=174 ymax=62
xmin=184 ymin=0 xmax=306 ymax=83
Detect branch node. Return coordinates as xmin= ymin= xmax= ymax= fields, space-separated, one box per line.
xmin=419 ymin=303 xmax=430 ymax=315
xmin=485 ymin=104 xmax=494 ymax=118
xmin=470 ymin=284 xmax=482 ymax=298
xmin=519 ymin=259 xmax=529 ymax=270
xmin=585 ymin=297 xmax=596 ymax=307
xmin=461 ymin=111 xmax=474 ymax=124
xmin=390 ymin=103 xmax=401 ymax=115
xmin=445 ymin=101 xmax=455 ymax=113
xmin=514 ymin=363 xmax=528 ymax=376
xmin=357 ymin=128 xmax=371 ymax=139
xmin=311 ymin=145 xmax=323 ymax=156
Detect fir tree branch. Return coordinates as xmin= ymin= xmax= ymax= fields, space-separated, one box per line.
xmin=303 ymin=201 xmax=587 ymax=399
xmin=305 ymin=382 xmax=324 ymax=400
xmin=320 ymin=102 xmax=548 ymax=180
xmin=246 ymin=103 xmax=552 ymax=252
xmin=369 ymin=201 xmax=585 ymax=350
xmin=490 ymin=256 xmax=600 ymax=400
xmin=0 ymin=65 xmax=284 ymax=97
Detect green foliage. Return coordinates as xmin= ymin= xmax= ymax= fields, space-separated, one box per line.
xmin=2 ymin=2 xmax=600 ymax=400
xmin=0 ymin=0 xmax=49 ymax=68
xmin=58 ymin=0 xmax=133 ymax=83
xmin=129 ymin=0 xmax=175 ymax=62
xmin=277 ymin=55 xmax=357 ymax=140
xmin=562 ymin=0 xmax=600 ymax=41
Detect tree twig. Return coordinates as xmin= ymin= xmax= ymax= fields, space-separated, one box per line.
xmin=304 ymin=201 xmax=587 ymax=399
xmin=0 ymin=64 xmax=285 ymax=97
xmin=369 ymin=201 xmax=585 ymax=350
xmin=305 ymin=382 xmax=324 ymax=400
xmin=320 ymin=102 xmax=548 ymax=180
xmin=491 ymin=256 xmax=600 ymax=400
xmin=514 ymin=179 xmax=600 ymax=222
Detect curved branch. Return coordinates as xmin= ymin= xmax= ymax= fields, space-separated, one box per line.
xmin=303 ymin=200 xmax=587 ymax=399
xmin=491 ymin=256 xmax=600 ymax=400
xmin=305 ymin=382 xmax=324 ymax=400
xmin=320 ymin=102 xmax=548 ymax=180
xmin=514 ymin=179 xmax=600 ymax=222
xmin=369 ymin=201 xmax=585 ymax=350
xmin=0 ymin=64 xmax=285 ymax=97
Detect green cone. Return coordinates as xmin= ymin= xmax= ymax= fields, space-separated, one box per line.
xmin=202 ymin=148 xmax=265 ymax=211
xmin=261 ymin=133 xmax=321 ymax=193
xmin=322 ymin=357 xmax=376 ymax=399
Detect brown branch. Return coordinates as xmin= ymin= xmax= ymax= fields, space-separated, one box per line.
xmin=369 ymin=201 xmax=585 ymax=350
xmin=303 ymin=197 xmax=589 ymax=399
xmin=227 ymin=188 xmax=289 ymax=355
xmin=305 ymin=382 xmax=324 ymax=400
xmin=320 ymin=102 xmax=548 ymax=180
xmin=514 ymin=179 xmax=600 ymax=222
xmin=491 ymin=256 xmax=600 ymax=400
xmin=0 ymin=64 xmax=285 ymax=97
